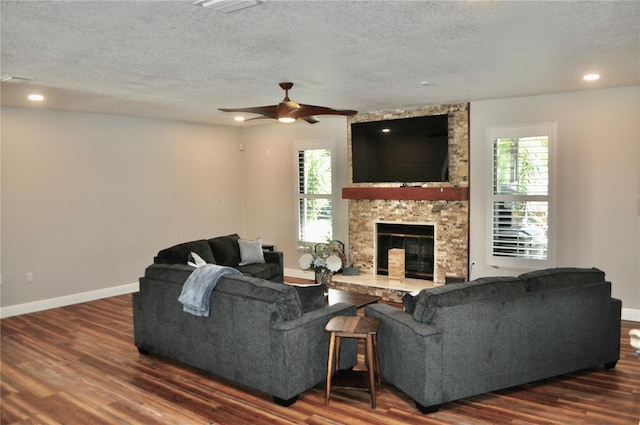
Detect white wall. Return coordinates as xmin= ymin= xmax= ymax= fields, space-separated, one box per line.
xmin=1 ymin=107 xmax=244 ymax=315
xmin=3 ymin=87 xmax=638 ymax=321
xmin=239 ymin=116 xmax=350 ymax=278
xmin=469 ymin=86 xmax=640 ymax=319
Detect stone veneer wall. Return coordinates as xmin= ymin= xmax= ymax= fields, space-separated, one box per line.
xmin=347 ymin=103 xmax=469 ymax=284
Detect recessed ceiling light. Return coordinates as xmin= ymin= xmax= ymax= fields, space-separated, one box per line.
xmin=234 ymin=116 xmax=245 ymax=122
xmin=583 ymin=73 xmax=600 ymax=81
xmin=382 ymin=128 xmax=391 ymax=133
xmin=28 ymin=94 xmax=44 ymax=101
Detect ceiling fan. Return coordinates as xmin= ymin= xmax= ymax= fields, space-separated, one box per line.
xmin=219 ymin=82 xmax=357 ymax=124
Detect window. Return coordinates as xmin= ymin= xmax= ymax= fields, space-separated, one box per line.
xmin=487 ymin=123 xmax=555 ymax=269
xmin=295 ymin=139 xmax=335 ymax=245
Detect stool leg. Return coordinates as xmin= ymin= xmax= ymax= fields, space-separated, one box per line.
xmin=373 ymin=333 xmax=381 ymax=389
xmin=365 ymin=334 xmax=376 ymax=409
xmin=325 ymin=332 xmax=336 ymax=405
xmin=335 ymin=336 xmax=342 ymax=371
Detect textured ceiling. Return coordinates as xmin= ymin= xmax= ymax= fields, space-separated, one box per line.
xmin=1 ymin=0 xmax=639 ymax=126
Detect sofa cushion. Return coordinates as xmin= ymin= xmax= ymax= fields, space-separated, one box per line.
xmin=238 ymin=238 xmax=265 ymax=266
xmin=519 ymin=267 xmax=605 ymax=292
xmin=215 ymin=274 xmax=303 ymax=321
xmin=208 ymin=234 xmax=241 ymax=267
xmin=412 ymin=276 xmax=526 ymax=324
xmin=155 ymin=240 xmax=216 ymax=265
xmin=144 ymin=263 xmax=196 ymax=283
xmin=236 ymin=262 xmax=280 ymax=280
xmin=287 ymin=283 xmax=325 ymax=313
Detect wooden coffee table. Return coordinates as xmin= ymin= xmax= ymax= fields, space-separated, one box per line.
xmin=327 ymin=288 xmax=381 ymax=309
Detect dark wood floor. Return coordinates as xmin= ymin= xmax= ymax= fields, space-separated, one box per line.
xmin=1 ymin=294 xmax=639 ymax=425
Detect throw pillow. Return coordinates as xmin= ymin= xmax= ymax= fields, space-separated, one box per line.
xmin=188 ymin=251 xmax=208 ymax=268
xmin=402 ymin=292 xmax=418 ymax=314
xmin=287 ymin=283 xmax=325 ymax=313
xmin=208 ymin=234 xmax=241 ymax=266
xmin=238 ymin=238 xmax=265 ymax=266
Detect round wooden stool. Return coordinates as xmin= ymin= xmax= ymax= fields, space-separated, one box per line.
xmin=324 ymin=315 xmax=381 ymax=408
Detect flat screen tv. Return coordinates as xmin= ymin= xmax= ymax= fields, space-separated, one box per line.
xmin=351 ymin=114 xmax=449 ymax=183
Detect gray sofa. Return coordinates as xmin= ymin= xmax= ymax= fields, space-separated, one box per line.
xmin=132 ymin=263 xmax=357 ymax=405
xmin=154 ymin=234 xmax=283 ymax=282
xmin=364 ymin=267 xmax=621 ymax=413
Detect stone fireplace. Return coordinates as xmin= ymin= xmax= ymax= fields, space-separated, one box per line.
xmin=343 ymin=103 xmax=470 ymax=286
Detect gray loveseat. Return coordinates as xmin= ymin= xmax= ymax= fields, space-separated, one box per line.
xmin=154 ymin=234 xmax=283 ymax=282
xmin=132 ymin=263 xmax=357 ymax=405
xmin=364 ymin=267 xmax=621 ymax=413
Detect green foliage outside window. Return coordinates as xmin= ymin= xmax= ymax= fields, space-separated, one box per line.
xmin=298 ymin=149 xmax=332 ymax=243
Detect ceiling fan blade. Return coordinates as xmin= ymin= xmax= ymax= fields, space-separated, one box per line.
xmin=302 ymin=116 xmax=320 ymax=124
xmin=218 ymin=105 xmax=278 ymax=118
xmin=297 ymin=104 xmax=358 ymax=117
xmin=243 ymin=116 xmax=274 ymax=122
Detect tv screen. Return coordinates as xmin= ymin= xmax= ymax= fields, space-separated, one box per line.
xmin=351 ymin=114 xmax=449 ymax=183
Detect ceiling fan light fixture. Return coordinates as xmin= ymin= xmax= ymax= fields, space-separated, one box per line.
xmin=276 ymin=99 xmax=300 ymax=123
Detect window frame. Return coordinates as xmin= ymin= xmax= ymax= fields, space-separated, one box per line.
xmin=486 ymin=122 xmax=556 ymax=270
xmin=293 ymin=138 xmax=337 ymax=248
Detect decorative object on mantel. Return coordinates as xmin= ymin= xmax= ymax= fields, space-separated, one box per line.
xmin=388 ymin=248 xmax=405 ymax=282
xmin=342 ymin=266 xmax=360 ymax=276
xmin=299 ymin=240 xmax=345 ymax=287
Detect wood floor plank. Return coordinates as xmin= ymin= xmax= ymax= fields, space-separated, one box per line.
xmin=1 ymin=294 xmax=639 ymax=425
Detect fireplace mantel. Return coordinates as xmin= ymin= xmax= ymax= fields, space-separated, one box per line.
xmin=342 ymin=186 xmax=469 ymax=201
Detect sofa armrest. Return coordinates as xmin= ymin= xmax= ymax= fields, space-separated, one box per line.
xmin=263 ymin=251 xmax=284 ymax=282
xmin=366 ymin=303 xmax=440 ymax=337
xmin=273 ymin=302 xmax=356 ymax=332
xmin=268 ymin=302 xmax=358 ymax=400
xmin=264 ymin=250 xmax=283 ymax=265
xmin=604 ymin=297 xmax=622 ymax=366
xmin=364 ymin=303 xmax=444 ymax=408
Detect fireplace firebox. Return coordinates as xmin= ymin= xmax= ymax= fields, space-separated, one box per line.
xmin=376 ymin=223 xmax=435 ymax=280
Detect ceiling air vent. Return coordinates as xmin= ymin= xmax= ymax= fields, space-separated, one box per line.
xmin=1 ymin=75 xmax=34 ymax=83
xmin=194 ymin=0 xmax=264 ymax=13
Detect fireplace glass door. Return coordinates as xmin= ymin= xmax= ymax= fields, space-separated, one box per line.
xmin=377 ymin=223 xmax=434 ymax=280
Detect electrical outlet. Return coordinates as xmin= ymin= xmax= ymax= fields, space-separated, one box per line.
xmin=27 ymin=272 xmax=34 ymax=283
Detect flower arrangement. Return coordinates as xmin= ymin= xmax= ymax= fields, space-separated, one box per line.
xmin=298 ymin=240 xmax=345 ymax=273
xmin=298 ymin=252 xmax=343 ymax=273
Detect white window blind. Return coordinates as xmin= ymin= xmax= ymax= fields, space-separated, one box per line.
xmin=488 ymin=124 xmax=555 ymax=268
xmin=295 ymin=142 xmax=334 ymax=244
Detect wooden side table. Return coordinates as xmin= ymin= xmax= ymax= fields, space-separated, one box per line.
xmin=324 ymin=316 xmax=381 ymax=408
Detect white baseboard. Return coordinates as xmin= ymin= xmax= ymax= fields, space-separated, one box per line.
xmin=284 ymin=267 xmax=315 ymax=281
xmin=0 ymin=282 xmax=139 ymax=319
xmin=622 ymin=308 xmax=640 ymax=322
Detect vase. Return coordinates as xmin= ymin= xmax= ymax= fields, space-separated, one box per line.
xmin=315 ymin=268 xmax=332 ymax=288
